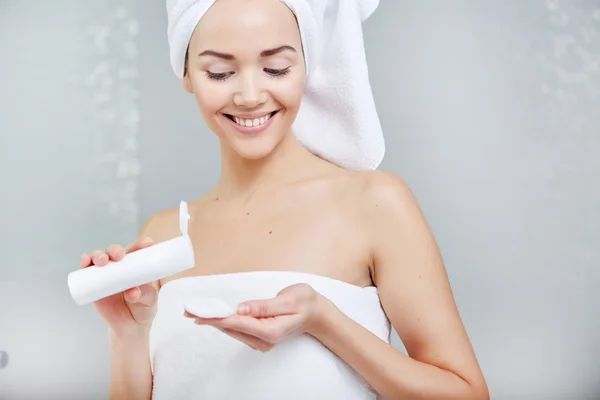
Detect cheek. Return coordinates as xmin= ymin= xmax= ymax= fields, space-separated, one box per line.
xmin=275 ymin=76 xmax=305 ymax=109
xmin=192 ymin=79 xmax=229 ymax=113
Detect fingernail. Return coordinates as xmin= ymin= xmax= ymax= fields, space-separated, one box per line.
xmin=115 ymin=249 xmax=125 ymax=258
xmin=237 ymin=305 xmax=249 ymax=315
xmin=80 ymin=254 xmax=86 ymax=262
xmin=143 ymin=237 xmax=153 ymax=244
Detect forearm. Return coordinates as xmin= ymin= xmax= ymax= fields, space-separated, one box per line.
xmin=309 ymin=299 xmax=487 ymax=400
xmin=108 ymin=328 xmax=153 ymax=400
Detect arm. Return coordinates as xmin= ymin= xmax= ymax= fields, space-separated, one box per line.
xmin=109 ymin=328 xmax=154 ymax=400
xmin=311 ymin=171 xmax=489 ymax=400
xmin=107 ymin=209 xmax=179 ymax=400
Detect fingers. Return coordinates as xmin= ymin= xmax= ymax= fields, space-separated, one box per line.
xmin=123 ymin=284 xmax=158 ymax=324
xmin=80 ymin=246 xmax=121 ymax=268
xmin=124 ymin=287 xmax=141 ymax=303
xmin=184 ymin=312 xmax=297 ymax=348
xmin=182 ymin=311 xmax=274 ymax=351
xmin=124 ymin=284 xmax=158 ymax=308
xmin=124 ymin=237 xmax=153 ymax=254
xmin=80 ymin=250 xmax=109 ymax=267
xmin=237 ymin=296 xmax=296 ymax=318
xmin=106 ymin=244 xmax=126 ymax=261
xmin=196 ymin=314 xmax=292 ymax=344
xmin=222 ymin=316 xmax=283 ymax=343
xmin=80 ymin=237 xmax=152 ymax=268
xmin=80 ymin=253 xmax=91 ymax=268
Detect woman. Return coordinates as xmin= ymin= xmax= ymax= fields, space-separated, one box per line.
xmin=81 ymin=0 xmax=489 ymax=399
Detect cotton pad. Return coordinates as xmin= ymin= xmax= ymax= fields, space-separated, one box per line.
xmin=183 ymin=297 xmax=236 ymax=319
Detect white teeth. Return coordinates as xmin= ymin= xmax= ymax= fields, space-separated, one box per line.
xmin=233 ymin=112 xmax=274 ymax=128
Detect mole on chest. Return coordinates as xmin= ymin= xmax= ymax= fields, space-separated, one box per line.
xmin=188 ymin=210 xmax=344 ymax=275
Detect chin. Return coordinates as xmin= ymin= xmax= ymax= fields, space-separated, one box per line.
xmin=231 ymin=138 xmax=281 ymax=160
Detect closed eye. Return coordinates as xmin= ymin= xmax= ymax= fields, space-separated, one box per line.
xmin=206 ymin=71 xmax=234 ymax=81
xmin=264 ymin=67 xmax=291 ymax=78
xmin=205 ymin=67 xmax=291 ymax=81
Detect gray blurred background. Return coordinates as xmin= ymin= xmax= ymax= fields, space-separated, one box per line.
xmin=1 ymin=0 xmax=599 ymax=399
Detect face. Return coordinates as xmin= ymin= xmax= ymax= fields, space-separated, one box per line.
xmin=183 ymin=0 xmax=306 ymax=160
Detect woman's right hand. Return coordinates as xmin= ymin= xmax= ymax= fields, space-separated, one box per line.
xmin=80 ymin=237 xmax=159 ymax=337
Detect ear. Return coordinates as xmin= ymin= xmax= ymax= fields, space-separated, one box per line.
xmin=183 ymin=73 xmax=193 ymax=94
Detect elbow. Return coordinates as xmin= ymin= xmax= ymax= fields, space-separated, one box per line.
xmin=478 ymin=389 xmax=490 ymax=400
xmin=457 ymin=366 xmax=489 ymax=400
xmin=475 ymin=389 xmax=490 ymax=400
xmin=470 ymin=381 xmax=490 ymax=400
xmin=452 ymin=372 xmax=489 ymax=400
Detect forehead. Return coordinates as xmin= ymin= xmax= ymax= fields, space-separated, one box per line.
xmin=192 ymin=0 xmax=302 ymax=50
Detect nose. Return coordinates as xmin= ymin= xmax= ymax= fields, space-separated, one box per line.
xmin=233 ymin=72 xmax=266 ymax=108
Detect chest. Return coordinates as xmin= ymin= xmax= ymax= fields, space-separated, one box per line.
xmin=181 ymin=195 xmax=371 ymax=283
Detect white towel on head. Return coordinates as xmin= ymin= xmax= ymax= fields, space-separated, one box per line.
xmin=166 ymin=0 xmax=385 ymax=170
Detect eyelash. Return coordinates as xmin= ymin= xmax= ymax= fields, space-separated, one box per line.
xmin=205 ymin=67 xmax=291 ymax=81
xmin=265 ymin=68 xmax=291 ymax=78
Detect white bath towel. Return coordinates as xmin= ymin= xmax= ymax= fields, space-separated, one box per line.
xmin=150 ymin=271 xmax=391 ymax=399
xmin=166 ymin=0 xmax=385 ymax=170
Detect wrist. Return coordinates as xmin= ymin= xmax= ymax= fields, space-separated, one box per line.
xmin=306 ymin=293 xmax=338 ymax=338
xmin=108 ymin=325 xmax=151 ymax=344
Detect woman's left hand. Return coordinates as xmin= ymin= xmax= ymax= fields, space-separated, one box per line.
xmin=185 ymin=283 xmax=325 ymax=352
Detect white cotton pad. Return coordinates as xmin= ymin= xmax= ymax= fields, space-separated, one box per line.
xmin=183 ymin=297 xmax=236 ymax=319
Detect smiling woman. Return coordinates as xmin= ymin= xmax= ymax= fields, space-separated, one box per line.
xmin=78 ymin=0 xmax=489 ymax=399
xmin=182 ymin=1 xmax=306 ymax=161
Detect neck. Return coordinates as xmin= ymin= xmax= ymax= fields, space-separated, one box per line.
xmin=216 ymin=133 xmax=317 ymax=199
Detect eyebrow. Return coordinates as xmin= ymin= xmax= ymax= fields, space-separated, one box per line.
xmin=198 ymin=45 xmax=296 ymax=60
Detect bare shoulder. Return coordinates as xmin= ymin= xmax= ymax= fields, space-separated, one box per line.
xmin=341 ymin=170 xmax=429 ymax=259
xmin=137 ymin=194 xmax=216 ymax=244
xmin=344 ymin=169 xmax=421 ymax=222
xmin=138 ymin=207 xmax=182 ymax=245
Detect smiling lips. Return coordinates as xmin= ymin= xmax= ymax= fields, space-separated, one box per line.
xmin=224 ymin=110 xmax=279 ymax=134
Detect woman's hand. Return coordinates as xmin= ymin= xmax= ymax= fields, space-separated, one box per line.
xmin=80 ymin=237 xmax=159 ymax=337
xmin=185 ymin=283 xmax=326 ymax=352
